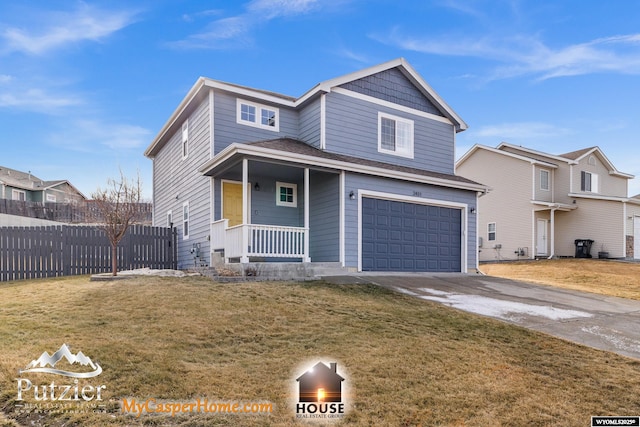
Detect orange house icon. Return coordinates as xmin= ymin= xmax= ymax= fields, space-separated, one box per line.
xmin=296 ymin=362 xmax=344 ymax=402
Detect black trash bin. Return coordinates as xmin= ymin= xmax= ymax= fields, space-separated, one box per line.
xmin=574 ymin=239 xmax=594 ymax=258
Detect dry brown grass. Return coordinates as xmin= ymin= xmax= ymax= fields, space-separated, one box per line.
xmin=480 ymin=259 xmax=640 ymax=300
xmin=1 ymin=275 xmax=640 ymax=426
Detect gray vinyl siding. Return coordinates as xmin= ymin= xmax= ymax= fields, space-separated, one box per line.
xmin=339 ymin=68 xmax=443 ymax=116
xmin=325 ymin=91 xmax=455 ymax=174
xmin=250 ymin=178 xmax=304 ymax=227
xmin=344 ymin=173 xmax=476 ymax=270
xmin=309 ymin=171 xmax=340 ymax=262
xmin=213 ymin=91 xmax=298 ymax=155
xmin=152 ymin=97 xmax=211 ymax=269
xmin=299 ymin=97 xmax=321 ymax=148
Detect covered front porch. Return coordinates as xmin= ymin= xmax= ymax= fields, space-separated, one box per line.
xmin=200 ymin=142 xmax=342 ymax=265
xmin=532 ymin=201 xmax=577 ymax=258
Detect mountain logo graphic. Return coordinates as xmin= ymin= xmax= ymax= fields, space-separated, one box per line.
xmin=20 ymin=344 xmax=102 ymax=378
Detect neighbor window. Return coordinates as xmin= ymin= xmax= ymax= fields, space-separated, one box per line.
xmin=237 ymin=99 xmax=279 ymax=131
xmin=182 ymin=120 xmax=189 ymax=159
xmin=540 ymin=169 xmax=550 ymax=191
xmin=12 ymin=189 xmax=26 ymax=201
xmin=378 ymin=112 xmax=414 ymax=158
xmin=182 ymin=202 xmax=189 ymax=239
xmin=488 ymin=222 xmax=496 ymax=241
xmin=46 ymin=193 xmax=57 ymax=202
xmin=276 ymin=182 xmax=297 ymax=207
xmin=581 ymin=171 xmax=598 ymax=193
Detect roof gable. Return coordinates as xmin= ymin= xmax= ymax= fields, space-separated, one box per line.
xmin=338 ymin=67 xmax=443 ymax=117
xmin=145 ymin=58 xmax=467 ymax=157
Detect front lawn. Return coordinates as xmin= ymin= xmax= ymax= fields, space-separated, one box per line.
xmin=481 ymin=259 xmax=640 ymax=300
xmin=1 ymin=275 xmax=639 ymax=426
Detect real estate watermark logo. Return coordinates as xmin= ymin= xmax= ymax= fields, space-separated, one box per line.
xmin=294 ymin=361 xmax=346 ymax=420
xmin=15 ymin=343 xmax=106 ymax=407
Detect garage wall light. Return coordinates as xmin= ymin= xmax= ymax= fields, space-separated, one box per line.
xmin=349 ymin=191 xmax=355 ymax=200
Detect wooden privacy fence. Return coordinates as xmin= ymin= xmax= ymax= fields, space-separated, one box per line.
xmin=0 ymin=225 xmax=177 ymax=281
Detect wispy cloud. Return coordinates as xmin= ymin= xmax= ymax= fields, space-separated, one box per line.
xmin=0 ymin=74 xmax=12 ymax=83
xmin=375 ymin=28 xmax=640 ymax=81
xmin=48 ymin=119 xmax=152 ymax=152
xmin=474 ymin=122 xmax=571 ymax=139
xmin=0 ymin=87 xmax=82 ymax=113
xmin=0 ymin=3 xmax=138 ymax=55
xmin=169 ymin=0 xmax=325 ymax=49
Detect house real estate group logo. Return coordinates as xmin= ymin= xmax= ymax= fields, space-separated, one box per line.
xmin=294 ymin=360 xmax=347 ymax=421
xmin=14 ymin=343 xmax=107 ymax=415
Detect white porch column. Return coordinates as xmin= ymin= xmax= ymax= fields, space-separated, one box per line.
xmin=241 ymin=158 xmax=249 ymax=263
xmin=303 ymin=168 xmax=311 ymax=262
xmin=548 ymin=207 xmax=556 ymax=259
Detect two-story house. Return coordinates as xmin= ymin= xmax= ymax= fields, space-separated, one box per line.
xmin=144 ymin=58 xmax=487 ymax=272
xmin=456 ymin=143 xmax=640 ymax=261
xmin=0 ymin=166 xmax=86 ymax=204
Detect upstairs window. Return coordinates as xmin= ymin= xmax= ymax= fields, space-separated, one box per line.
xmin=581 ymin=171 xmax=598 ymax=193
xmin=540 ymin=169 xmax=550 ymax=191
xmin=378 ymin=112 xmax=414 ymax=158
xmin=182 ymin=120 xmax=189 ymax=159
xmin=237 ymin=99 xmax=279 ymax=132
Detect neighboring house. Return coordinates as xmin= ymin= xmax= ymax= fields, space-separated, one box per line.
xmin=144 ymin=58 xmax=487 ymax=272
xmin=0 ymin=166 xmax=86 ymax=204
xmin=456 ymin=143 xmax=640 ymax=261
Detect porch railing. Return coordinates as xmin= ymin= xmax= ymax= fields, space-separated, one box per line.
xmin=211 ymin=220 xmax=309 ymax=262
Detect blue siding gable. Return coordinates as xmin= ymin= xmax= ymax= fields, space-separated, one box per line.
xmin=339 ymin=68 xmax=443 ymax=117
xmin=324 ymin=91 xmax=455 ymax=175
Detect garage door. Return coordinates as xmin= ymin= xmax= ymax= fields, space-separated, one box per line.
xmin=362 ymin=197 xmax=461 ymax=272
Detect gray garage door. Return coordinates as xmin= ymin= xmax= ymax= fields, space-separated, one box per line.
xmin=362 ymin=197 xmax=461 ymax=272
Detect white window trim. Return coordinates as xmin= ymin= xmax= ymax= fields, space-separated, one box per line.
xmin=540 ymin=169 xmax=550 ymax=191
xmin=236 ymin=99 xmax=279 ymax=132
xmin=488 ymin=222 xmax=496 ymax=241
xmin=12 ymin=189 xmax=26 ymax=201
xmin=182 ymin=201 xmax=190 ymax=240
xmin=581 ymin=171 xmax=599 ymax=193
xmin=276 ymin=181 xmax=297 ymax=207
xmin=377 ymin=112 xmax=414 ymax=159
xmin=182 ymin=120 xmax=189 ymax=159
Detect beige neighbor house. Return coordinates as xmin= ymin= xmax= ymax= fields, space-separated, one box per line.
xmin=456 ymin=143 xmax=640 ymax=261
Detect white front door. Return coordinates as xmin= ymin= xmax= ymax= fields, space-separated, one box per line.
xmin=634 ymin=217 xmax=640 ymax=260
xmin=536 ymin=219 xmax=548 ymax=256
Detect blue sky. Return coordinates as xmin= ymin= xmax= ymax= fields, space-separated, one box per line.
xmin=1 ymin=0 xmax=640 ymax=199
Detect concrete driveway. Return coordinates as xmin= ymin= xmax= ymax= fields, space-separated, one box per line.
xmin=325 ymin=273 xmax=640 ymax=360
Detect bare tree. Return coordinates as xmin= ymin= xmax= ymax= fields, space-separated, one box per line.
xmin=91 ymin=170 xmax=145 ymax=276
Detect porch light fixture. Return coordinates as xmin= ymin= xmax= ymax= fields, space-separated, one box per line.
xmin=470 ymin=207 xmax=476 ymax=214
xmin=349 ymin=191 xmax=355 ymax=200
xmin=254 ymin=182 xmax=260 ymax=191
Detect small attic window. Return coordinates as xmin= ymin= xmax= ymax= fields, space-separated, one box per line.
xmin=588 ymin=155 xmax=596 ymax=166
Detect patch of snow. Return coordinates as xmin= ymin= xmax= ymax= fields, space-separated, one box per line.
xmin=109 ymin=268 xmax=199 ymax=277
xmin=581 ymin=326 xmax=640 ymax=353
xmin=392 ymin=286 xmax=419 ymax=296
xmin=417 ymin=288 xmax=593 ymax=321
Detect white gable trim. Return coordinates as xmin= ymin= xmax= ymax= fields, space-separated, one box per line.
xmin=332 ymin=87 xmax=453 ymax=125
xmin=456 ymin=144 xmax=559 ymax=169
